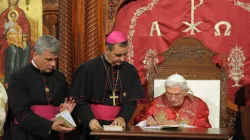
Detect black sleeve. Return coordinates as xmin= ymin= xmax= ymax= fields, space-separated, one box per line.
xmin=128 ymin=66 xmax=145 ymax=100
xmin=69 ymin=64 xmax=91 ymax=98
xmin=53 ymin=74 xmax=69 ymax=106
xmin=69 ymin=64 xmax=95 ymax=126
xmin=8 ymin=73 xmax=52 ymax=138
xmin=118 ymin=100 xmax=137 ymax=123
xmin=118 ymin=65 xmax=144 ymax=123
xmin=75 ymin=99 xmax=95 ymax=126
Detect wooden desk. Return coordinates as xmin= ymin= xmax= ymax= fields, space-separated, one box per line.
xmin=91 ymin=126 xmax=234 ymax=140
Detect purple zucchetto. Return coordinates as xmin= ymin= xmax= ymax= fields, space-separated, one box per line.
xmin=106 ymin=31 xmax=127 ymax=44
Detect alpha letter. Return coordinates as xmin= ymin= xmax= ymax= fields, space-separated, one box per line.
xmin=149 ymin=21 xmax=162 ymax=36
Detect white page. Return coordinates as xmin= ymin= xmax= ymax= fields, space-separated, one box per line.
xmin=52 ymin=109 xmax=76 ymax=127
xmin=136 ymin=120 xmax=146 ymax=127
xmin=143 ymin=124 xmax=195 ymax=129
xmin=61 ymin=110 xmax=76 ymax=126
xmin=103 ymin=125 xmax=123 ymax=131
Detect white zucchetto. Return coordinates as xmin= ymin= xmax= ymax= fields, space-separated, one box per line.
xmin=166 ymin=73 xmax=186 ymax=83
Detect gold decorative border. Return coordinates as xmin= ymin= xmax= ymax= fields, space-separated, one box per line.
xmin=127 ymin=0 xmax=160 ymax=64
xmin=108 ymin=0 xmax=120 ymax=20
xmin=220 ymin=68 xmax=229 ymax=128
xmin=232 ymin=0 xmax=250 ymax=12
xmin=143 ymin=49 xmax=159 ymax=80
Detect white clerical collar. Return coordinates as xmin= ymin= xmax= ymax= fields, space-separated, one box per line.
xmin=31 ymin=60 xmax=38 ymax=68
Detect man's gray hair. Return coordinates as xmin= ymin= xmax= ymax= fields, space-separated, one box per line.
xmin=164 ymin=81 xmax=188 ymax=91
xmin=34 ymin=35 xmax=60 ymax=55
xmin=164 ymin=74 xmax=188 ymax=91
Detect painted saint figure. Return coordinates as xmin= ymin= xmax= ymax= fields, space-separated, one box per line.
xmin=0 ymin=0 xmax=31 ymax=83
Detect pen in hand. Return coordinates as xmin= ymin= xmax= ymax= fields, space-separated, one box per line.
xmin=152 ymin=115 xmax=156 ymax=121
xmin=147 ymin=114 xmax=157 ymax=126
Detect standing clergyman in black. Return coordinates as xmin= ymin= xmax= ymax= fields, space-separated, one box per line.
xmin=8 ymin=35 xmax=76 ymax=140
xmin=69 ymin=31 xmax=145 ymax=140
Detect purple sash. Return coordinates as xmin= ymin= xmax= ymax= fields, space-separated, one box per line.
xmin=14 ymin=105 xmax=59 ymax=124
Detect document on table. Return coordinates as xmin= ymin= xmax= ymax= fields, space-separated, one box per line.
xmin=143 ymin=124 xmax=195 ymax=130
xmin=103 ymin=125 xmax=124 ymax=131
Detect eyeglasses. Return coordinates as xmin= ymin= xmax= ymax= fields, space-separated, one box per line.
xmin=165 ymin=92 xmax=183 ymax=99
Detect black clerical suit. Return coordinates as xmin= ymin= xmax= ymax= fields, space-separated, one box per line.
xmin=8 ymin=63 xmax=68 ymax=140
xmin=70 ymin=55 xmax=145 ymax=140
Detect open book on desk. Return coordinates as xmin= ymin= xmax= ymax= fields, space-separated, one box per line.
xmin=143 ymin=124 xmax=195 ymax=130
xmin=51 ymin=109 xmax=76 ymax=128
xmin=136 ymin=120 xmax=195 ymax=129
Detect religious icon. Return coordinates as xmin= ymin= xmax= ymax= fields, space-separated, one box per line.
xmin=0 ymin=0 xmax=42 ymax=84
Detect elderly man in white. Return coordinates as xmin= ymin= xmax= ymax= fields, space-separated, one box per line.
xmin=135 ymin=74 xmax=211 ymax=128
xmin=0 ymin=82 xmax=8 ymax=138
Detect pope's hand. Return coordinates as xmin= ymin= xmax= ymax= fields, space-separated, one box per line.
xmin=111 ymin=117 xmax=126 ymax=128
xmin=146 ymin=116 xmax=157 ymax=126
xmin=89 ymin=119 xmax=102 ymax=130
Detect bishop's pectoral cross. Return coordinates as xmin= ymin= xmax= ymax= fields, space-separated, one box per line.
xmin=110 ymin=91 xmax=118 ymax=106
xmin=176 ymin=113 xmax=179 ymax=120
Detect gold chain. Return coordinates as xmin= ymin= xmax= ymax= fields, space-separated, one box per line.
xmin=169 ymin=100 xmax=185 ymax=120
xmin=101 ymin=55 xmax=120 ymax=93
